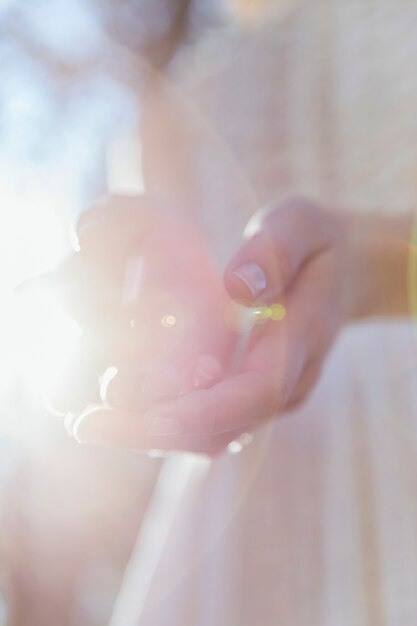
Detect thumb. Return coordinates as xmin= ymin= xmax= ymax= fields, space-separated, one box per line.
xmin=224 ymin=198 xmax=338 ymax=305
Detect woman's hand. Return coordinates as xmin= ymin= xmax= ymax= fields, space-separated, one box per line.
xmin=47 ymin=195 xmax=235 ymax=427
xmin=75 ymin=198 xmax=351 ymax=455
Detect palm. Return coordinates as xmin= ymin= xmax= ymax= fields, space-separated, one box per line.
xmin=48 ymin=196 xmax=235 ymax=418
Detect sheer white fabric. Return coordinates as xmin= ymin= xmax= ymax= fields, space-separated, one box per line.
xmin=115 ymin=2 xmax=417 ymax=624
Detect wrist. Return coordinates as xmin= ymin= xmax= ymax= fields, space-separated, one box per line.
xmin=343 ymin=212 xmax=413 ymax=322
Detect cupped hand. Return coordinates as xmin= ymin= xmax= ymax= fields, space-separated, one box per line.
xmin=75 ymin=198 xmax=349 ymax=456
xmin=46 ymin=195 xmax=235 ymax=429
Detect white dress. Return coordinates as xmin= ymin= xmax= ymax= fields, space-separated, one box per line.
xmin=113 ymin=2 xmax=417 ymax=624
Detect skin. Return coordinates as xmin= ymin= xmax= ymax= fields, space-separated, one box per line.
xmin=48 ymin=195 xmax=236 ymax=440
xmin=50 ymin=44 xmax=416 ymax=456
xmin=54 ymin=195 xmax=415 ymax=456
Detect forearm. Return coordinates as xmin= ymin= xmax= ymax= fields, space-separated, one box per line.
xmin=345 ymin=212 xmax=415 ymax=321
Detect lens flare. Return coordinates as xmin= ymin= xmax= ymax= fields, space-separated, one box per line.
xmin=252 ymin=303 xmax=286 ymax=324
xmin=160 ymin=314 xmax=177 ymax=328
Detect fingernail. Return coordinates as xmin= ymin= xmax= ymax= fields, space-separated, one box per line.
xmin=192 ymin=355 xmax=222 ymax=389
xmin=71 ymin=408 xmax=109 ymax=444
xmin=99 ymin=366 xmax=119 ymax=407
xmin=233 ymin=263 xmax=267 ymax=298
xmin=70 ymin=412 xmax=92 ymax=443
xmin=193 ymin=366 xmax=217 ymax=388
xmin=147 ymin=417 xmax=183 ymax=436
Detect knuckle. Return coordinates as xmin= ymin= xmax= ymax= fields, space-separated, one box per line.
xmin=269 ymin=196 xmax=338 ymax=243
xmin=285 ymin=199 xmax=323 ymax=238
xmin=282 ymin=197 xmax=342 ymax=242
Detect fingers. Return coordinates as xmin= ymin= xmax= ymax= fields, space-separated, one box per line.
xmin=101 ymin=354 xmax=224 ymax=412
xmin=189 ymin=354 xmax=224 ymax=389
xmin=46 ymin=194 xmax=232 ymax=429
xmin=62 ymin=197 xmax=341 ymax=455
xmin=102 ymin=362 xmax=181 ymax=411
xmin=64 ymin=194 xmax=225 ymax=337
xmin=69 ymin=279 xmax=308 ymax=453
xmin=73 ymin=194 xmax=212 ymax=287
xmin=72 ymin=363 xmax=292 ymax=454
xmin=71 ymin=405 xmax=238 ymax=456
xmin=101 ymin=361 xmax=183 ymax=415
xmin=224 ymin=197 xmax=340 ymax=305
xmin=73 ymin=195 xmax=156 ymax=259
xmin=143 ymin=370 xmax=286 ymax=435
xmin=68 ymin=316 xmax=306 ymax=454
xmin=51 ymin=349 xmax=223 ymax=438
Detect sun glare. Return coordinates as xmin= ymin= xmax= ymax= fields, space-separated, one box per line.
xmin=0 ymin=165 xmax=79 ymax=401
xmin=11 ymin=286 xmax=82 ymax=397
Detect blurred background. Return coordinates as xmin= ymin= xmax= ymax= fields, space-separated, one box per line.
xmin=0 ymin=1 xmax=181 ymax=624
xmin=4 ymin=1 xmax=417 ymax=625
